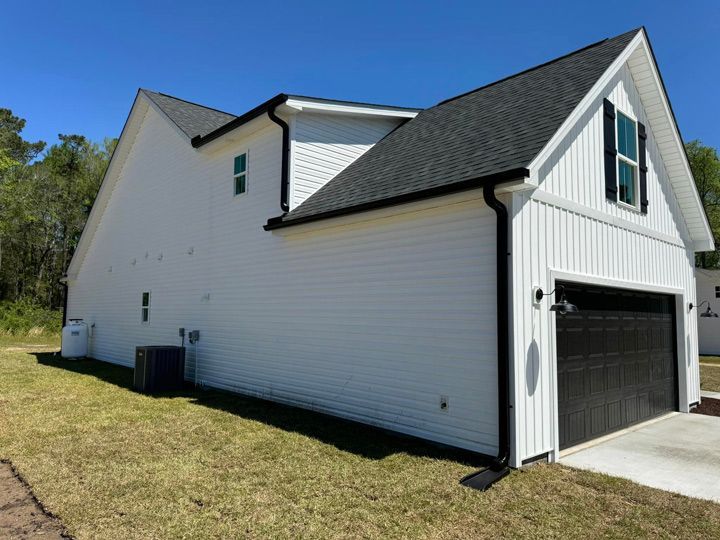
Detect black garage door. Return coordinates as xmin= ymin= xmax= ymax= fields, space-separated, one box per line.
xmin=556 ymin=282 xmax=678 ymax=449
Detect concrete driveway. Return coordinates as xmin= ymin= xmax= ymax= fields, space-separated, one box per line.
xmin=562 ymin=413 xmax=720 ymax=502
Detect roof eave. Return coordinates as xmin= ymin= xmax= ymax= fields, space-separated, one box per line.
xmin=264 ymin=168 xmax=530 ymax=231
xmin=191 ymin=93 xmax=289 ymax=148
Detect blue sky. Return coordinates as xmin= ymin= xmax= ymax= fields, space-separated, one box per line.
xmin=2 ymin=0 xmax=718 ymax=151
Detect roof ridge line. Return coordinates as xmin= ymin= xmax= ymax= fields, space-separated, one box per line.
xmin=436 ymin=28 xmax=642 ymax=107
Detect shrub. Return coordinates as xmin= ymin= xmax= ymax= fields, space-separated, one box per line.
xmin=0 ymin=300 xmax=62 ymax=335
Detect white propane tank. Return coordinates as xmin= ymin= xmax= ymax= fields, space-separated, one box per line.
xmin=61 ymin=319 xmax=88 ymax=358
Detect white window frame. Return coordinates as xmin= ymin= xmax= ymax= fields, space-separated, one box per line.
xmin=141 ymin=291 xmax=151 ymax=324
xmin=615 ymin=107 xmax=640 ymax=211
xmin=233 ymin=151 xmax=248 ymax=198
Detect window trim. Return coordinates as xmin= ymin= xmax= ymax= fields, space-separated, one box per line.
xmin=141 ymin=291 xmax=151 ymax=325
xmin=615 ymin=107 xmax=640 ymax=211
xmin=233 ymin=151 xmax=248 ymax=197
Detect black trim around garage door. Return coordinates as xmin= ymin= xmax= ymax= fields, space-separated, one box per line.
xmin=556 ymin=282 xmax=678 ymax=450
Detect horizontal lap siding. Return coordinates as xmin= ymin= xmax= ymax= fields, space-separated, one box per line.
xmin=513 ymin=62 xmax=699 ymax=465
xmin=69 ymin=106 xmax=499 ymax=454
xmin=292 ymin=113 xmax=401 ymax=208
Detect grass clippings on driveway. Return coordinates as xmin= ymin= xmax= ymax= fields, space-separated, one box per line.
xmin=1 ymin=339 xmax=720 ymax=539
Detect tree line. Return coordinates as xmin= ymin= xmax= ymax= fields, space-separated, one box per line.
xmin=0 ymin=108 xmax=115 ymax=310
xmin=0 ymin=107 xmax=719 ymax=314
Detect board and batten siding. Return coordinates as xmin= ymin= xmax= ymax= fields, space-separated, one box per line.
xmin=68 ymin=103 xmax=500 ymax=455
xmin=290 ymin=112 xmax=401 ymax=209
xmin=510 ymin=63 xmax=700 ymax=466
xmin=695 ymin=270 xmax=720 ymax=355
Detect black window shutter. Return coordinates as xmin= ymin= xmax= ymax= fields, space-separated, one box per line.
xmin=638 ymin=121 xmax=648 ymax=214
xmin=603 ymin=98 xmax=618 ymax=202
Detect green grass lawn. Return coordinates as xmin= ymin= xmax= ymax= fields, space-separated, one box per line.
xmin=700 ymin=358 xmax=720 ymax=392
xmin=1 ymin=340 xmax=720 ymax=539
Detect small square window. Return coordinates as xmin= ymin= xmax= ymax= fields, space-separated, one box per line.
xmin=715 ymin=286 xmax=720 ymax=299
xmin=233 ymin=153 xmax=248 ymax=196
xmin=141 ymin=291 xmax=150 ymax=323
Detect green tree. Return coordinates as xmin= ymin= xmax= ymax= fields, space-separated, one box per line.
xmin=0 ymin=112 xmax=115 ymax=308
xmin=0 ymin=108 xmax=45 ymax=164
xmin=687 ymin=140 xmax=720 ymax=268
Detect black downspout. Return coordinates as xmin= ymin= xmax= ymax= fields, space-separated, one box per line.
xmin=267 ymin=105 xmax=290 ymax=212
xmin=460 ymin=181 xmax=511 ymax=490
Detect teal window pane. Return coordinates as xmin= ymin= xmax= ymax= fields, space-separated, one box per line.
xmin=234 ymin=154 xmax=247 ymax=174
xmin=234 ymin=174 xmax=246 ymax=195
xmin=617 ymin=112 xmax=637 ymax=161
xmin=617 ymin=114 xmax=627 ymax=156
xmin=619 ymin=160 xmax=635 ymax=205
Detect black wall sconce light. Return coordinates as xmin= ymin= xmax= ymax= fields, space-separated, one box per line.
xmin=689 ymin=300 xmax=719 ymax=318
xmin=534 ymin=285 xmax=579 ymax=315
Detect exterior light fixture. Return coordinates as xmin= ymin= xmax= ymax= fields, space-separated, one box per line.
xmin=689 ymin=300 xmax=719 ymax=318
xmin=534 ymin=285 xmax=579 ymax=315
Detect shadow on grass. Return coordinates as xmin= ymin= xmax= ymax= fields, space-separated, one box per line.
xmin=32 ymin=352 xmax=489 ymax=466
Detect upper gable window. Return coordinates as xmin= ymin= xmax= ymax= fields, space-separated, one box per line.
xmin=616 ymin=111 xmax=638 ymax=207
xmin=603 ymin=99 xmax=648 ymax=213
xmin=233 ymin=153 xmax=248 ymax=196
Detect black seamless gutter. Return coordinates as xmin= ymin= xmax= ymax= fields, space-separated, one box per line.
xmin=191 ymin=93 xmax=289 ymax=148
xmin=263 ymin=168 xmax=529 ymax=230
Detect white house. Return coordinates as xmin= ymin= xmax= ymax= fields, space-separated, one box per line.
xmin=695 ymin=269 xmax=720 ymax=355
xmin=64 ymin=27 xmax=712 ymax=481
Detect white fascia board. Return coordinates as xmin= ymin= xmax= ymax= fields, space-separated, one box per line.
xmin=527 ymin=29 xmax=713 ymax=253
xmin=66 ymin=93 xmax=149 ymax=279
xmin=283 ymin=97 xmax=419 ymax=119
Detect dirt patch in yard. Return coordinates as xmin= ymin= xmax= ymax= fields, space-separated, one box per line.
xmin=692 ymin=397 xmax=720 ymax=418
xmin=0 ymin=461 xmax=67 ymax=539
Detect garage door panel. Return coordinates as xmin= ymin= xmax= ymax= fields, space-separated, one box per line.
xmin=557 ymin=283 xmax=678 ymax=449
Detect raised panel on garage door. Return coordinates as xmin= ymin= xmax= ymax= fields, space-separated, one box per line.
xmin=556 ymin=283 xmax=677 ymax=449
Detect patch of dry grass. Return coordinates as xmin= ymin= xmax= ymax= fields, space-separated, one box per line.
xmin=701 ymin=363 xmax=720 ymax=393
xmin=1 ymin=341 xmax=719 ymax=539
xmin=700 ymin=355 xmax=720 ymax=366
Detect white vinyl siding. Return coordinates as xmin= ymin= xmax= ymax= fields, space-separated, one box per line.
xmin=536 ymin=64 xmax=690 ymax=243
xmin=67 ymin=105 xmax=500 ymax=455
xmin=291 ymin=112 xmax=402 ymax=209
xmin=512 ymin=62 xmax=699 ymax=466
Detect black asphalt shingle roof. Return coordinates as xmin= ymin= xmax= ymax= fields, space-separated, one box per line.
xmin=266 ymin=28 xmax=640 ymax=229
xmin=142 ymin=90 xmax=237 ymax=139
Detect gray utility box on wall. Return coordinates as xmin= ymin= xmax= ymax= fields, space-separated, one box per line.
xmin=134 ymin=346 xmax=186 ymax=393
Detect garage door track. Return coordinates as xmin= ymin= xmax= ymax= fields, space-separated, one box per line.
xmin=562 ymin=413 xmax=720 ymax=502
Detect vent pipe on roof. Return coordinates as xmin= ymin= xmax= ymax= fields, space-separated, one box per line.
xmin=459 ymin=181 xmax=511 ymax=491
xmin=267 ymin=105 xmax=290 ymax=212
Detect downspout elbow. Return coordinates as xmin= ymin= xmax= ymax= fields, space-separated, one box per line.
xmin=267 ymin=105 xmax=290 ymax=212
